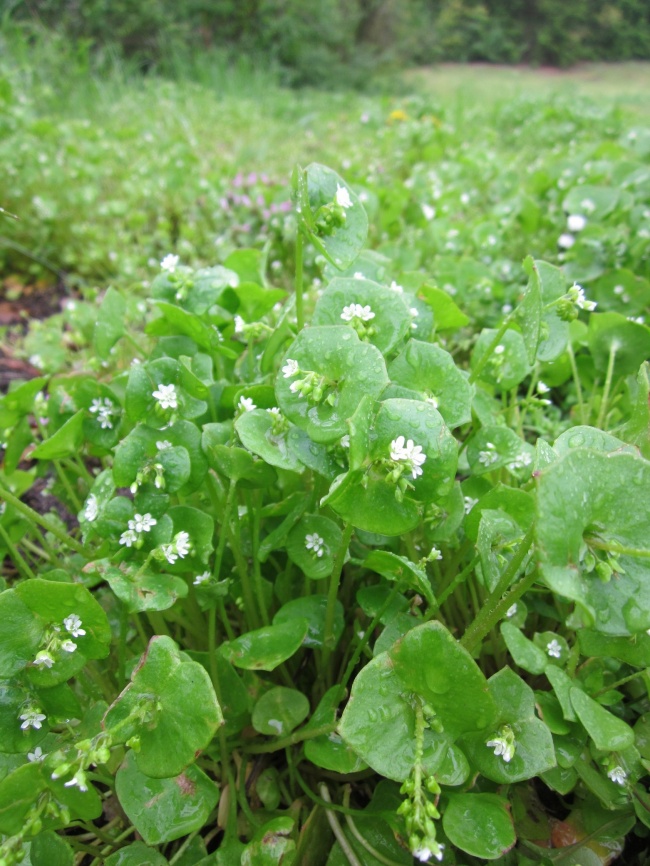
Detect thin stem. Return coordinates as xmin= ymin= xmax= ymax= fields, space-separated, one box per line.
xmin=567 ymin=341 xmax=587 ymax=425
xmin=244 ymin=721 xmax=337 ymax=755
xmin=53 ymin=459 xmax=83 ymax=512
xmin=343 ymin=788 xmax=403 ymax=866
xmin=432 ymin=555 xmax=480 ymax=612
xmin=596 ymin=340 xmax=618 ymax=430
xmin=295 ymin=230 xmax=305 ymax=331
xmin=0 ymin=522 xmax=37 ymax=580
xmin=321 ymin=523 xmax=354 ymax=686
xmin=461 ymin=524 xmax=536 ymax=654
xmin=247 ymin=490 xmax=269 ymax=625
xmin=468 ymin=316 xmax=512 ymax=385
xmin=319 ymin=784 xmax=363 ymax=866
xmin=0 ymin=483 xmax=88 ymax=556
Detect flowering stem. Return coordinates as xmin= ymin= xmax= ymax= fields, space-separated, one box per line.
xmin=0 ymin=522 xmax=37 ymax=580
xmin=468 ymin=316 xmax=512 ymax=385
xmin=295 ymin=230 xmax=305 ymax=331
xmin=567 ymin=341 xmax=587 ymax=425
xmin=0 ymin=482 xmax=88 ymax=557
xmin=321 ymin=523 xmax=354 ymax=687
xmin=461 ymin=524 xmax=535 ymax=654
xmin=596 ymin=340 xmax=618 ymax=430
xmin=432 ymin=555 xmax=480 ymax=613
xmin=319 ymin=784 xmax=364 ymax=866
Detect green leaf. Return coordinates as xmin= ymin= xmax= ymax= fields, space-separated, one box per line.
xmin=155 ymin=301 xmax=222 ymax=353
xmin=97 ymin=563 xmax=188 ymax=613
xmin=443 ymin=793 xmax=515 ymax=860
xmin=202 ymin=440 xmax=277 ymax=489
xmin=363 ymin=551 xmax=434 ymax=607
xmin=286 ymin=516 xmax=342 ymax=580
xmin=312 ymin=277 xmax=411 ymax=355
xmin=276 ymin=326 xmax=388 ymax=445
xmin=500 ymin=623 xmax=548 ymax=675
xmin=303 ymin=687 xmax=367 ymax=774
xmin=388 ymin=340 xmax=473 ymax=429
xmin=325 ymin=468 xmax=422 ymax=536
xmin=570 ymin=688 xmax=635 ymax=751
xmin=224 ymin=620 xmax=309 ymax=671
xmin=418 ymin=284 xmax=469 ymax=331
xmin=235 ymin=409 xmax=303 ymax=473
xmin=241 ymin=817 xmax=296 ymax=866
xmin=273 ymin=595 xmax=344 ymax=649
xmin=0 ymin=763 xmax=47 ymax=834
xmin=104 ymin=841 xmax=168 ymax=866
xmin=26 ymin=831 xmax=74 ymax=866
xmin=471 ymin=328 xmax=532 ymax=391
xmin=578 ymin=630 xmax=650 ymax=667
xmin=0 ymin=590 xmax=42 ymax=678
xmin=620 ymin=362 xmax=650 ymax=459
xmin=467 ymin=426 xmax=534 ymax=477
xmin=553 ymin=425 xmax=635 ymax=457
xmin=116 ymin=751 xmax=219 ymax=845
xmin=30 ymin=411 xmax=85 ymax=460
xmin=588 ymin=313 xmax=650 ymax=377
xmin=389 ymin=622 xmax=497 ymax=738
xmin=252 ymin=687 xmax=309 ymax=736
xmin=536 ymin=449 xmax=650 ymax=634
xmin=517 ymin=257 xmax=543 ymax=364
xmin=104 ymin=636 xmax=222 ymax=778
xmin=94 ymin=287 xmax=126 ymax=360
xmin=562 ymin=184 xmax=620 ymax=219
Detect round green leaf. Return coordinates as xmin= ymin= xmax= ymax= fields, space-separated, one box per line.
xmin=0 ymin=590 xmax=42 ymax=678
xmin=588 ymin=312 xmax=650 ymax=376
xmin=99 ymin=564 xmax=188 ymax=614
xmin=252 ymin=687 xmax=309 ymax=736
xmin=553 ymin=425 xmax=635 ymax=457
xmin=224 ymin=620 xmax=309 ymax=671
xmin=467 ymin=426 xmax=534 ymax=477
xmin=273 ymin=595 xmax=344 ymax=649
xmin=363 ymin=551 xmax=434 ymax=607
xmin=443 ymin=793 xmax=515 ymax=860
xmin=202 ymin=441 xmax=277 ymax=489
xmin=116 ymin=751 xmax=218 ymax=846
xmin=312 ymin=277 xmax=411 ymax=355
xmin=104 ymin=636 xmax=222 ymax=778
xmin=276 ymin=326 xmax=388 ymax=444
xmin=235 ymin=409 xmax=303 ymax=473
xmin=500 ymin=623 xmax=548 ymax=675
xmin=562 ymin=184 xmax=620 ymax=219
xmin=286 ymin=515 xmax=342 ymax=580
xmin=471 ymin=328 xmax=532 ymax=391
xmin=104 ymin=841 xmax=168 ymax=866
xmin=388 ymin=340 xmax=473 ymax=429
xmin=570 ymin=688 xmax=635 ymax=752
xmin=325 ymin=469 xmax=422 ymax=536
xmin=27 ymin=831 xmax=74 ymax=866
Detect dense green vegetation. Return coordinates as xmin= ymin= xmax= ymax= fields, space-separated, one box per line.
xmin=1 ymin=30 xmax=650 ymax=866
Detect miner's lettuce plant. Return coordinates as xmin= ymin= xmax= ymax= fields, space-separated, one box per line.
xmin=1 ymin=162 xmax=650 ymax=865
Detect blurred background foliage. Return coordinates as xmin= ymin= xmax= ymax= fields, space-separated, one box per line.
xmin=3 ymin=0 xmax=650 ymax=87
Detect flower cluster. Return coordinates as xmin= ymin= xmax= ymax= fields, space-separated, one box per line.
xmin=89 ymin=397 xmax=118 ymax=430
xmin=556 ymin=283 xmax=597 ymax=320
xmin=478 ymin=442 xmax=498 ymax=467
xmin=152 ymin=383 xmax=178 ymax=411
xmin=30 ymin=612 xmax=86 ymax=671
xmin=486 ymin=725 xmax=516 ymax=763
xmin=305 ymin=533 xmax=326 ymax=558
xmin=389 ymin=436 xmax=427 ymax=480
xmin=157 ymin=531 xmax=192 ymax=565
xmin=283 ymin=360 xmax=336 ymax=406
xmin=340 ymin=303 xmax=375 ymax=323
xmin=120 ymin=512 xmax=157 ymax=548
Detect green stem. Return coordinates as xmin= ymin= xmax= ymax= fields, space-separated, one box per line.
xmin=247 ymin=490 xmax=269 ymax=625
xmin=468 ymin=316 xmax=512 ymax=384
xmin=432 ymin=555 xmax=480 ymax=612
xmin=53 ymin=459 xmax=83 ymax=512
xmin=295 ymin=230 xmax=305 ymax=331
xmin=594 ymin=669 xmax=648 ymax=698
xmin=0 ymin=483 xmax=88 ymax=556
xmin=0 ymin=522 xmax=37 ymax=580
xmin=343 ymin=787 xmax=403 ymax=866
xmin=596 ymin=340 xmax=618 ymax=430
xmin=245 ymin=721 xmax=337 ymax=755
xmin=321 ymin=523 xmax=354 ymax=686
xmin=566 ymin=341 xmax=587 ymax=425
xmin=461 ymin=524 xmax=535 ymax=654
xmin=319 ymin=784 xmax=363 ymax=866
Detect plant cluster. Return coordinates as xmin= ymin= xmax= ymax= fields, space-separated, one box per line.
xmin=1 ymin=160 xmax=650 ymax=865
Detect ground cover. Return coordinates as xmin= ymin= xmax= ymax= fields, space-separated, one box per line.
xmin=1 ymin=32 xmax=650 ymax=866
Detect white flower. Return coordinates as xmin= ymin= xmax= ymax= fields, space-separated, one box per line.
xmin=64 ymin=771 xmax=88 ymax=793
xmin=156 ymin=440 xmax=172 ymax=451
xmin=608 ymin=766 xmax=627 ymax=786
xmin=175 ymin=531 xmax=191 ymax=558
xmin=89 ymin=398 xmax=103 ymax=414
xmin=410 ymin=307 xmax=419 ymax=331
xmin=506 ymin=603 xmax=518 ymax=618
xmin=267 ymin=407 xmax=282 ymax=417
xmin=389 ymin=281 xmax=404 ymax=293
xmin=161 ymin=544 xmax=177 ymax=565
xmin=63 ymin=614 xmax=86 ymax=637
xmin=20 ymin=710 xmax=46 ymax=730
xmin=33 ymin=651 xmax=55 ymax=668
xmin=537 ymin=381 xmax=550 ymax=394
xmin=340 ymin=303 xmax=375 ymax=322
xmin=84 ymin=495 xmax=98 ymax=522
xmin=340 ymin=434 xmax=350 ymax=448
xmin=119 ymin=529 xmax=138 ymax=548
xmin=238 ymin=396 xmax=256 ymax=413
xmin=478 ymin=443 xmax=498 ymax=467
xmin=558 ymin=233 xmax=575 ymax=249
xmin=486 ymin=734 xmax=516 ymax=763
xmin=194 ymin=571 xmax=211 ymax=586
xmin=305 ymin=533 xmax=325 ymax=557
xmin=429 ymin=546 xmax=442 ymax=561
xmin=569 ymin=283 xmax=597 ymax=311
xmin=425 ymin=396 xmax=439 ymax=409
xmin=567 ymin=214 xmax=587 ymax=232
xmin=494 ymin=344 xmax=505 ymax=355
xmin=282 ymin=359 xmax=299 ymax=378
xmin=335 ymin=184 xmax=353 ymax=209
xmin=463 ymin=496 xmax=478 ymax=514
xmin=129 ymin=513 xmax=157 ymax=533
xmin=234 ymin=315 xmax=246 ymax=334
xmin=161 ymin=254 xmax=179 ymax=272
xmin=28 ymin=746 xmax=45 ymax=762
xmin=289 ymin=380 xmax=302 ymax=393
xmin=421 ymin=203 xmax=436 ymax=221
xmin=580 ymin=198 xmax=596 ymax=214
xmin=389 ymin=435 xmax=427 ymax=479
xmin=152 ymin=383 xmax=178 ymax=410
xmin=353 ymin=272 xmax=365 ymax=279
xmin=61 ymin=640 xmax=77 ymax=653
xmin=508 ymin=451 xmax=533 ymax=471
xmin=547 ymin=639 xmax=562 ymax=658
xmin=414 ymin=848 xmax=433 ymax=863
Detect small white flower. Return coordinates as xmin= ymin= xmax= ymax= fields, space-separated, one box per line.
xmin=429 ymin=546 xmax=442 ymax=561
xmin=389 ymin=435 xmax=427 ymax=479
xmin=547 ymin=639 xmax=562 ymax=658
xmin=506 ymin=604 xmax=518 ymax=618
xmin=64 ymin=771 xmax=88 ymax=793
xmin=486 ymin=735 xmax=516 ymax=763
xmin=413 ymin=848 xmax=433 ymax=863
xmin=421 ymin=203 xmax=436 ymax=221
xmin=33 ymin=651 xmax=55 ymax=669
xmin=282 ymin=359 xmax=299 ymax=378
xmin=478 ymin=443 xmax=499 ymax=467
xmin=335 ymin=184 xmax=353 ymax=209
xmin=129 ymin=513 xmax=157 ymax=533
xmin=238 ymin=396 xmax=256 ymax=413
xmin=567 ymin=214 xmax=587 ymax=232
xmin=161 ymin=544 xmax=177 ymax=565
xmin=289 ymin=380 xmax=302 ymax=394
xmin=175 ymin=531 xmax=191 ymax=558
xmin=28 ymin=746 xmax=45 ymax=762
xmin=580 ymin=198 xmax=596 ymax=214
xmin=353 ymin=271 xmax=365 ymax=279
xmin=569 ymin=283 xmax=597 ymax=311
xmin=234 ymin=315 xmax=246 ymax=333
xmin=267 ymin=407 xmax=282 ymax=418
xmin=84 ymin=494 xmax=99 ymax=522
xmin=63 ymin=614 xmax=86 ymax=637
xmin=119 ymin=529 xmax=138 ymax=548
xmin=156 ymin=440 xmax=172 ymax=451
xmin=340 ymin=303 xmax=375 ymax=322
xmin=537 ymin=381 xmax=550 ymax=394
xmin=608 ymin=766 xmax=627 ymax=786
xmin=305 ymin=533 xmax=325 ymax=557
xmin=20 ymin=710 xmax=46 ymax=730
xmin=194 ymin=571 xmax=211 ymax=586
xmin=425 ymin=395 xmax=439 ymax=409
xmin=389 ymin=281 xmax=404 ymax=293
xmin=508 ymin=451 xmax=533 ymax=471
xmin=89 ymin=398 xmax=103 ymax=414
xmin=161 ymin=254 xmax=179 ymax=272
xmin=61 ymin=640 xmax=77 ymax=653
xmin=494 ymin=344 xmax=505 ymax=355
xmin=463 ymin=496 xmax=478 ymax=514
xmin=340 ymin=434 xmax=350 ymax=448
xmin=152 ymin=383 xmax=178 ymax=410
xmin=558 ymin=233 xmax=575 ymax=249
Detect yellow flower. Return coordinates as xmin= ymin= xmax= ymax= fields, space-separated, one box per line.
xmin=388 ymin=109 xmax=408 ymax=124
